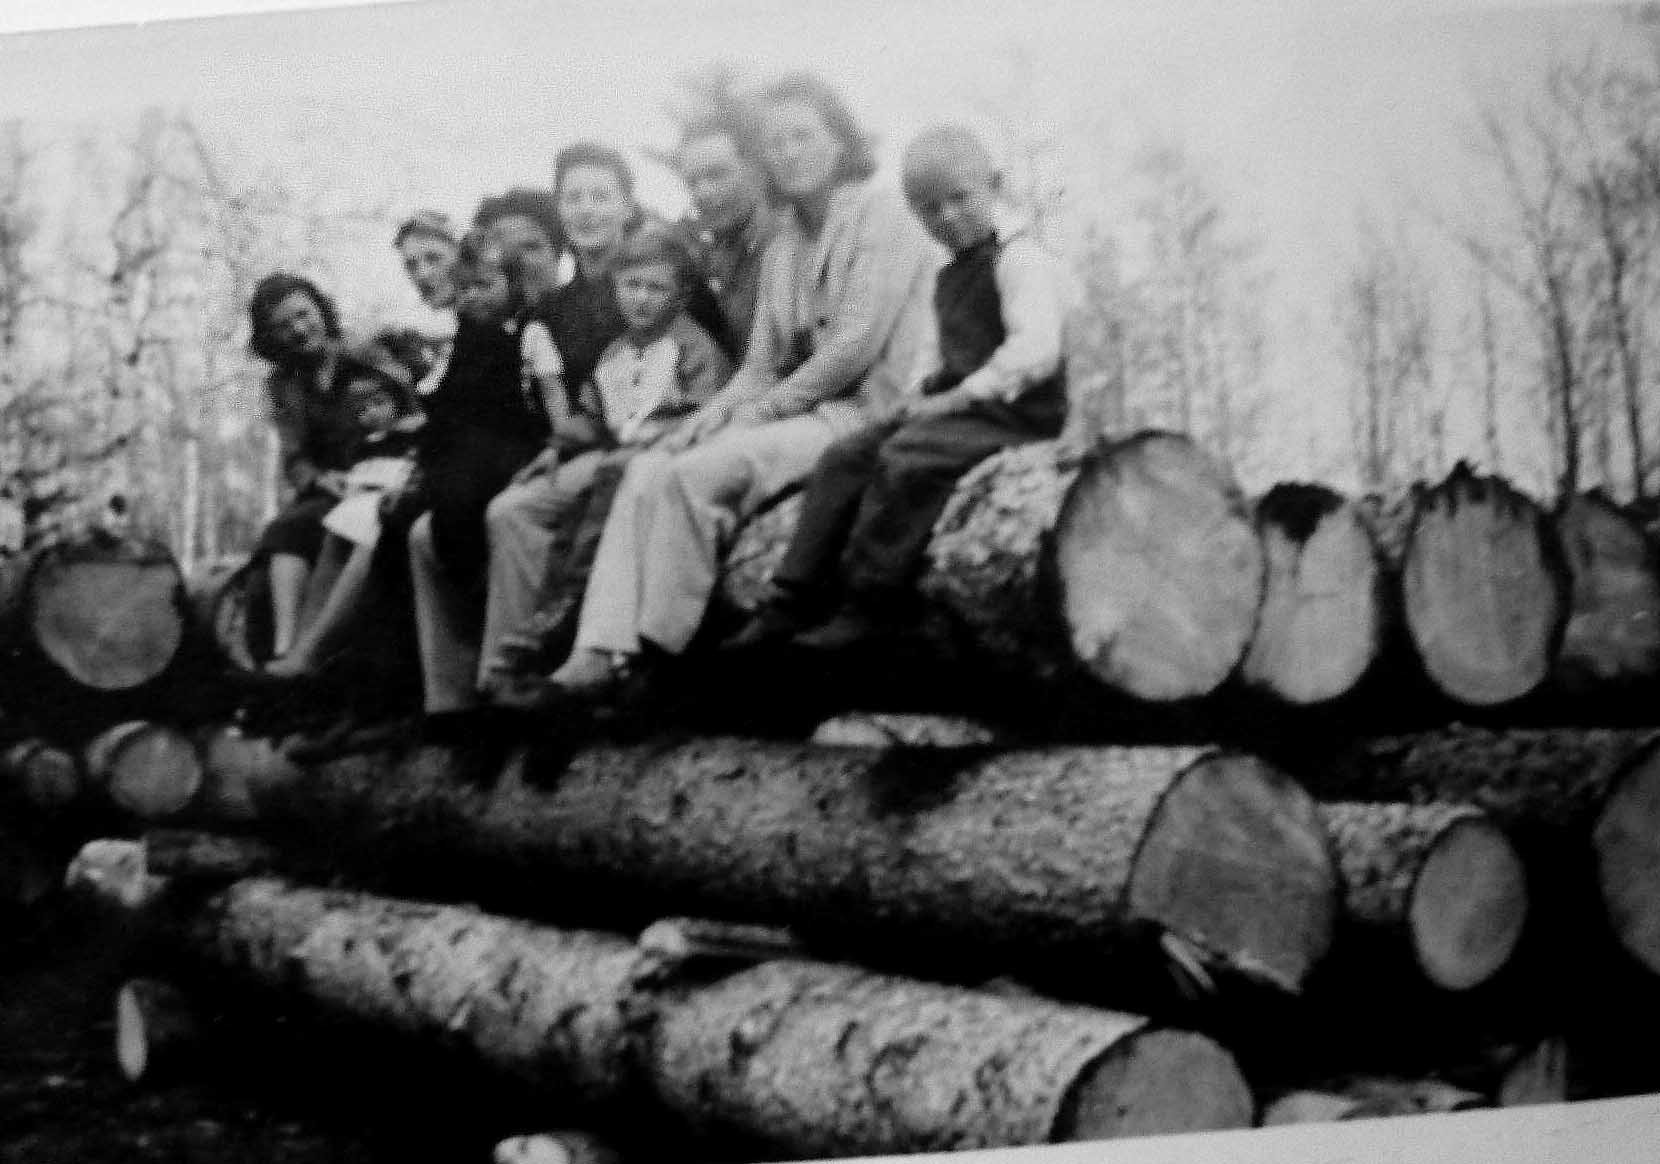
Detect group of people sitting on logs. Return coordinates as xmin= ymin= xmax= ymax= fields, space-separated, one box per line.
xmin=245 ymin=71 xmax=1071 ymax=736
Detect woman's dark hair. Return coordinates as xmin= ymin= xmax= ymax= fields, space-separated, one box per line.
xmin=756 ymin=71 xmax=878 ymax=186
xmin=471 ymin=187 xmax=563 ymax=251
xmin=247 ymin=272 xmax=342 ymax=365
xmin=553 ymin=140 xmax=637 ymax=203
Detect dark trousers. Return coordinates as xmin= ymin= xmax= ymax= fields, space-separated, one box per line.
xmin=775 ymin=400 xmax=1059 ymax=605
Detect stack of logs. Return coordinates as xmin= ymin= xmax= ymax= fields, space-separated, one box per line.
xmin=5 ymin=427 xmax=1660 ymax=1160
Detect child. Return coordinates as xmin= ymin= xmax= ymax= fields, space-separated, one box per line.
xmin=318 ymin=372 xmax=424 ymax=548
xmin=483 ymin=222 xmax=733 ymax=701
xmin=728 ymin=124 xmax=1070 ymax=650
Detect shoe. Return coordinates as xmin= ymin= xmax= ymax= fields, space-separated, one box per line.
xmin=792 ymin=606 xmax=894 ymax=651
xmin=720 ymin=602 xmax=828 ymax=651
xmin=546 ymin=648 xmax=633 ymax=700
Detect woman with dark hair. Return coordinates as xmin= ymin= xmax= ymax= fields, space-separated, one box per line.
xmin=544 ymin=72 xmax=940 ymax=697
xmin=247 ymin=272 xmax=418 ymax=661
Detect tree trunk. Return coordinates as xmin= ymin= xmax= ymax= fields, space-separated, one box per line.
xmin=1400 ymin=465 xmax=1566 ymax=705
xmin=1303 ymin=726 xmax=1660 ymax=978
xmin=1242 ymin=484 xmax=1386 ymax=705
xmin=925 ymin=432 xmax=1264 ymax=702
xmin=1550 ymin=492 xmax=1660 ymax=694
xmin=82 ymin=720 xmax=203 ymax=821
xmin=1320 ymin=802 xmax=1528 ymax=990
xmin=3 ymin=534 xmax=190 ymax=714
xmin=648 ymin=958 xmax=1253 ymax=1157
xmin=0 ymin=738 xmax=81 ymax=814
xmin=205 ymin=738 xmax=1337 ymax=997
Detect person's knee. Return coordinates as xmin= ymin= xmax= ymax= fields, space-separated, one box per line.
xmin=485 ymin=485 xmax=529 ymax=532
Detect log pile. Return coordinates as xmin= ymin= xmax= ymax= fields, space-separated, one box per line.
xmin=10 ymin=426 xmax=1660 ymax=1157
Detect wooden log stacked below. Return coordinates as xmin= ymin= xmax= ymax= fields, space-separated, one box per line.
xmin=1320 ymin=803 xmax=1528 ymax=991
xmin=1 ymin=534 xmax=190 ymax=725
xmin=84 ymin=872 xmax=1254 ymax=1156
xmin=1304 ymin=726 xmax=1660 ymax=978
xmin=650 ymin=959 xmax=1254 ymax=1157
xmin=0 ymin=738 xmax=81 ymax=815
xmin=1241 ymin=484 xmax=1385 ymax=706
xmin=115 ymin=977 xmax=203 ymax=1084
xmin=203 ymin=739 xmax=1338 ymax=997
xmin=1400 ymin=465 xmax=1566 ymax=706
xmin=82 ymin=721 xmax=203 ymax=821
xmin=1550 ymin=492 xmax=1660 ymax=694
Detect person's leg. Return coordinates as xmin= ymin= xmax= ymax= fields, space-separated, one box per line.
xmin=636 ymin=415 xmax=837 ymax=656
xmin=477 ymin=452 xmax=601 ymax=691
xmin=293 ymin=534 xmax=349 ymax=640
xmin=408 ymin=511 xmax=483 ymax=714
xmin=267 ymin=552 xmax=309 ymax=658
xmin=266 ymin=538 xmax=379 ymax=677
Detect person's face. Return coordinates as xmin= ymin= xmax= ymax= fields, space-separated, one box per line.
xmin=457 ymin=260 xmax=513 ymax=324
xmin=679 ymin=134 xmax=765 ymax=235
xmin=397 ymin=231 xmax=459 ymax=310
xmin=269 ymin=290 xmax=330 ymax=360
xmin=762 ymin=101 xmax=844 ymax=201
xmin=557 ymin=165 xmax=633 ymax=257
xmin=614 ymin=260 xmax=683 ymax=336
xmin=903 ymin=157 xmax=999 ymax=252
xmin=489 ymin=214 xmax=561 ymax=300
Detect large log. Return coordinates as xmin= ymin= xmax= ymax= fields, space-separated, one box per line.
xmin=0 ymin=738 xmax=81 ymax=815
xmin=1241 ymin=484 xmax=1385 ymax=706
xmin=1303 ymin=726 xmax=1660 ymax=978
xmin=82 ymin=720 xmax=203 ymax=821
xmin=203 ymin=737 xmax=1338 ymax=997
xmin=1550 ymin=492 xmax=1660 ymax=694
xmin=1320 ymin=802 xmax=1528 ymax=991
xmin=1400 ymin=465 xmax=1567 ymax=706
xmin=926 ymin=433 xmax=1264 ymax=702
xmin=648 ymin=959 xmax=1254 ymax=1157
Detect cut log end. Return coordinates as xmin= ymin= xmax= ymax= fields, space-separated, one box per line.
xmin=1055 ymin=432 xmax=1264 ymax=702
xmin=1055 ymin=1028 xmax=1254 ymax=1141
xmin=115 ymin=978 xmax=201 ymax=1084
xmin=30 ymin=540 xmax=186 ymax=690
xmin=1403 ymin=468 xmax=1565 ymax=706
xmin=1242 ymin=484 xmax=1383 ymax=705
xmin=1127 ymin=751 xmax=1337 ymax=993
xmin=85 ymin=722 xmax=203 ymax=820
xmin=1409 ymin=816 xmax=1529 ymax=991
xmin=1552 ymin=493 xmax=1660 ymax=692
xmin=1593 ymin=742 xmax=1660 ymax=977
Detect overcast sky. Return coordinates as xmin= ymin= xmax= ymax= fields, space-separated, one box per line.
xmin=0 ymin=0 xmax=1645 ymax=486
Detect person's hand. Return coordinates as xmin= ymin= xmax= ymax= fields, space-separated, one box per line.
xmin=314 ymin=470 xmax=349 ymax=498
xmin=511 ymin=446 xmax=558 ymax=486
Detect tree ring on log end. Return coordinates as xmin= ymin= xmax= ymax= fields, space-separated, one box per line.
xmin=1053 ymin=1028 xmax=1254 ymax=1141
xmin=1410 ymin=815 xmax=1529 ymax=991
xmin=1126 ymin=752 xmax=1337 ymax=992
xmin=1594 ymin=742 xmax=1660 ymax=977
xmin=1053 ymin=432 xmax=1264 ymax=702
xmin=29 ymin=540 xmax=186 ymax=690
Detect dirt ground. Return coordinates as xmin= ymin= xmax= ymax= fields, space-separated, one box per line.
xmin=0 ymin=893 xmax=545 ymax=1163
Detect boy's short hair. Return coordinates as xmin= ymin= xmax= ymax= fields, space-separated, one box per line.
xmin=471 ymin=188 xmax=563 ymax=249
xmin=613 ymin=222 xmax=700 ymax=293
xmin=554 ymin=140 xmax=636 ymax=202
xmin=393 ymin=209 xmax=458 ymax=250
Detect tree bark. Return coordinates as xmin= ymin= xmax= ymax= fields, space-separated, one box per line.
xmin=1550 ymin=492 xmax=1660 ymax=694
xmin=203 ymin=737 xmax=1337 ymax=997
xmin=1320 ymin=802 xmax=1528 ymax=990
xmin=1400 ymin=465 xmax=1567 ymax=705
xmin=1242 ymin=484 xmax=1386 ymax=705
xmin=648 ymin=958 xmax=1253 ymax=1157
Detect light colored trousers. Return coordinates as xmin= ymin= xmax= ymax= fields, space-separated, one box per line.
xmin=408 ymin=450 xmax=604 ymax=713
xmin=575 ymin=414 xmax=837 ymax=657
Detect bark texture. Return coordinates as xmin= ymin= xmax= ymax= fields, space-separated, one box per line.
xmin=647 ymin=958 xmax=1253 ymax=1156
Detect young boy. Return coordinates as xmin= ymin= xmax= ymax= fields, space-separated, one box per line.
xmin=482 ymin=223 xmax=733 ymax=699
xmin=728 ymin=124 xmax=1070 ymax=650
xmin=318 ymin=372 xmax=425 ymax=547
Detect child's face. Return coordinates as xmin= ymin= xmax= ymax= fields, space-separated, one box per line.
xmin=269 ymin=290 xmax=330 ymax=359
xmin=614 ymin=261 xmax=683 ymax=336
xmin=456 ymin=260 xmax=514 ymax=324
xmin=904 ymin=157 xmax=999 ymax=253
xmin=398 ymin=232 xmax=458 ymax=311
xmin=491 ymin=215 xmax=561 ymax=301
xmin=349 ymin=381 xmax=398 ymax=433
